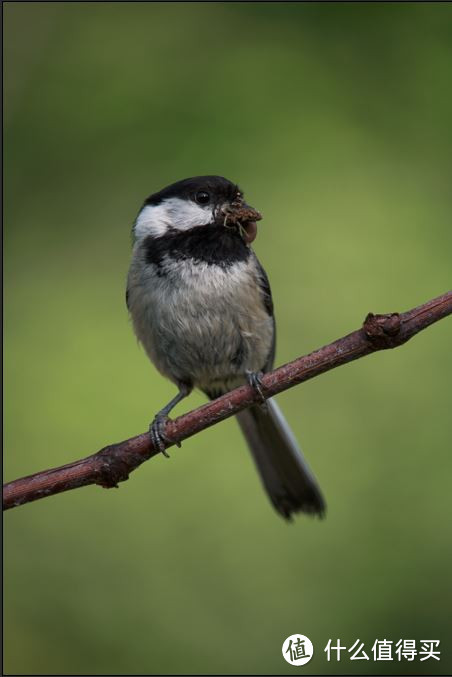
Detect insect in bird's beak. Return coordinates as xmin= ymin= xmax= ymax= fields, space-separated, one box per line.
xmin=221 ymin=200 xmax=262 ymax=244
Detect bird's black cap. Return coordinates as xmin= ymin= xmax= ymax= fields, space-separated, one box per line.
xmin=144 ymin=175 xmax=241 ymax=207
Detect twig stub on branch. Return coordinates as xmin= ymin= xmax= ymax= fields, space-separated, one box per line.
xmin=363 ymin=312 xmax=402 ymax=347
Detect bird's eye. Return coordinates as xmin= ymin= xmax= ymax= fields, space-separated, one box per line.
xmin=195 ymin=191 xmax=210 ymax=205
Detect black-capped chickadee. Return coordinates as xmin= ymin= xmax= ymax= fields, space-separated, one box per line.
xmin=126 ymin=176 xmax=325 ymax=520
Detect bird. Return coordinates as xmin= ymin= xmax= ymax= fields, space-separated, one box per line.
xmin=126 ymin=175 xmax=325 ymax=520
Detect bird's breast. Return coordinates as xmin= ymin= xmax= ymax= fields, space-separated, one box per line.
xmin=127 ymin=252 xmax=274 ymax=389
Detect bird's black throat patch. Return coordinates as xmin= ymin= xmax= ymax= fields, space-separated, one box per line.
xmin=144 ymin=224 xmax=251 ymax=271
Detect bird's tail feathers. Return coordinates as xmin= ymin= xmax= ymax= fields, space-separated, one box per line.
xmin=236 ymin=399 xmax=325 ymax=520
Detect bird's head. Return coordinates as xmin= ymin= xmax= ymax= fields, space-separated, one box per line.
xmin=133 ymin=176 xmax=262 ymax=245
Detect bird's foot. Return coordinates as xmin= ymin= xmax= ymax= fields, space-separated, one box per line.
xmin=149 ymin=415 xmax=174 ymax=457
xmin=246 ymin=371 xmax=268 ymax=410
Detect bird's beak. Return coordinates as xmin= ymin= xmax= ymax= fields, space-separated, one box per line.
xmin=220 ymin=200 xmax=262 ymax=244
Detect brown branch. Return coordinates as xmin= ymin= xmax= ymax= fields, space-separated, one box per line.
xmin=4 ymin=291 xmax=452 ymax=511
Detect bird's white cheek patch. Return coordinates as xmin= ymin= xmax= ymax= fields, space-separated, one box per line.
xmin=134 ymin=204 xmax=172 ymax=239
xmin=134 ymin=198 xmax=214 ymax=240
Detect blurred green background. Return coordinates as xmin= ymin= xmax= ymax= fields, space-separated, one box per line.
xmin=4 ymin=2 xmax=452 ymax=675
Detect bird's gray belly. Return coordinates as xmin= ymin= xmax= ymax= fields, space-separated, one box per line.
xmin=129 ymin=259 xmax=274 ymax=393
